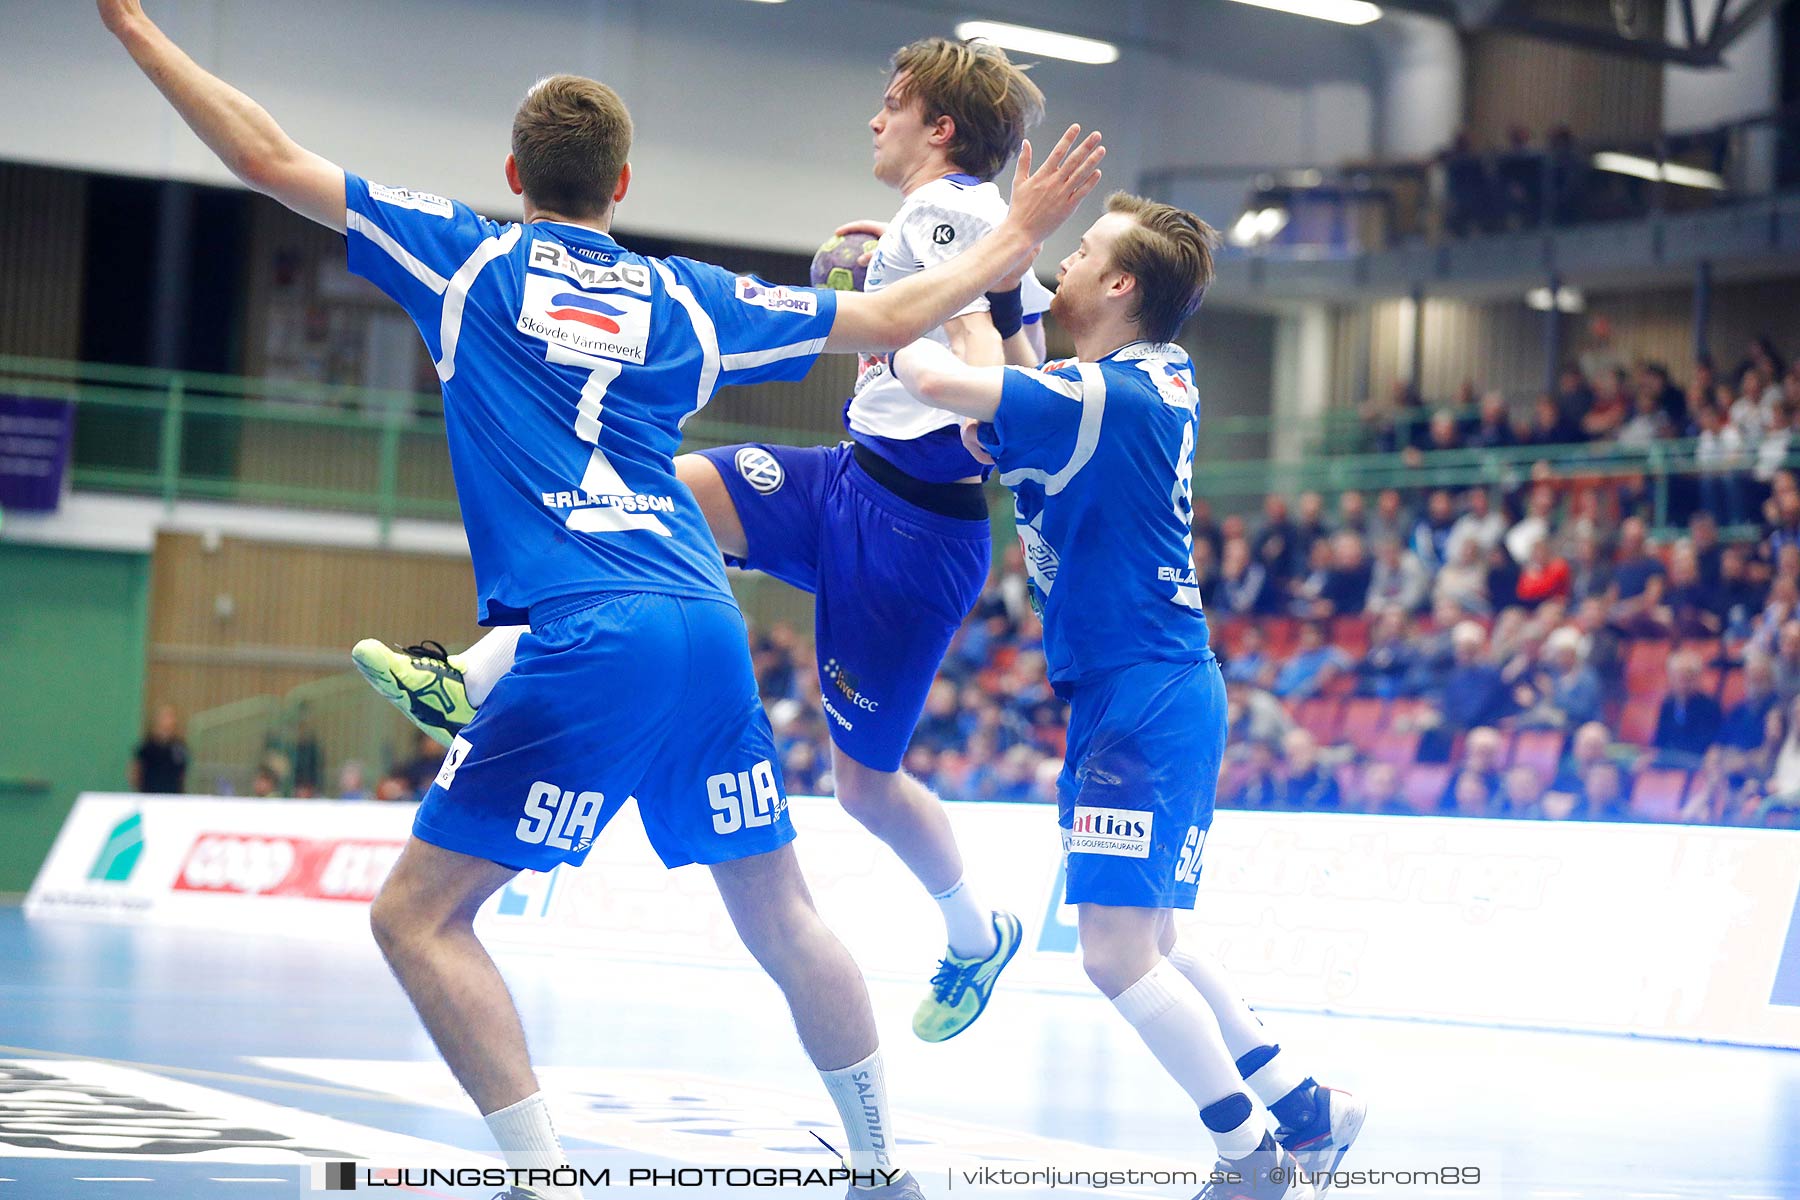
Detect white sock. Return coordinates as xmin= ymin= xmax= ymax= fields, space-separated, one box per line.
xmin=461 ymin=625 xmax=526 ymax=706
xmin=483 ymin=1091 xmax=583 ymax=1200
xmin=1111 ymin=960 xmax=1263 ymax=1159
xmin=1168 ymin=944 xmax=1310 ymax=1109
xmin=818 ymin=1049 xmax=896 ymax=1171
xmin=931 ymin=878 xmax=998 ymax=959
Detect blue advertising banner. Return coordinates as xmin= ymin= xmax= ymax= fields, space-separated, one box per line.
xmin=0 ymin=395 xmax=74 ymax=512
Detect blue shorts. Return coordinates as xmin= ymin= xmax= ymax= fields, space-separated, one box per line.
xmin=415 ymin=591 xmax=795 ymax=873
xmin=1058 ymin=654 xmax=1226 ymax=910
xmin=696 ymin=441 xmax=990 ymax=773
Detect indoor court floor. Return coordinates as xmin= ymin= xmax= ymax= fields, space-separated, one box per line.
xmin=2 ymin=901 xmax=1796 ymax=1200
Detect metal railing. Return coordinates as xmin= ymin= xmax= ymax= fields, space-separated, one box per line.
xmin=0 ymin=355 xmax=1778 ymax=531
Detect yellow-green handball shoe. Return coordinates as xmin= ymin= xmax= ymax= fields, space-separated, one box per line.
xmin=350 ymin=638 xmax=475 ymax=748
xmin=911 ymin=910 xmax=1023 ymax=1043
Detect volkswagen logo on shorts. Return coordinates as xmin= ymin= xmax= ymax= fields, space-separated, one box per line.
xmin=735 ymin=447 xmax=784 ymax=495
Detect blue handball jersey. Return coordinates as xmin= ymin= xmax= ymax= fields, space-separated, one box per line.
xmin=343 ymin=174 xmax=838 ymax=624
xmin=977 ymin=342 xmax=1212 ymax=685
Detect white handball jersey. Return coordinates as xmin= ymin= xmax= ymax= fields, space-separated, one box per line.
xmin=847 ymin=173 xmax=1053 ymax=449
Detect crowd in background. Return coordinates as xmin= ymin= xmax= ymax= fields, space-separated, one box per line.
xmin=754 ymin=329 xmax=1800 ymax=827
xmin=136 ymin=329 xmax=1800 ymax=828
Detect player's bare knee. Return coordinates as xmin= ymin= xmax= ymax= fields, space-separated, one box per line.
xmin=676 ymin=453 xmax=748 ymax=560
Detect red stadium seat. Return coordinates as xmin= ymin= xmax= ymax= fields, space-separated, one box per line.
xmin=1618 ymin=700 xmax=1660 ymax=746
xmin=1293 ymin=697 xmax=1342 ymax=743
xmin=1402 ymin=764 xmax=1452 ymax=812
xmin=1625 ymin=641 xmax=1670 ymax=694
xmin=1339 ymin=698 xmax=1388 ymax=752
xmin=1263 ymin=618 xmax=1300 ymax=658
xmin=1719 ymin=668 xmax=1747 ymax=711
xmin=1368 ymin=729 xmax=1422 ymax=765
xmin=1332 ymin=616 xmax=1371 ymax=658
xmin=1507 ymin=729 xmax=1566 ymax=777
xmin=1629 ymin=768 xmax=1691 ymax=822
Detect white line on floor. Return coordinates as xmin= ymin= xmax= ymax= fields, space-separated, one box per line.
xmin=73 ymin=1178 xmax=154 ymax=1183
xmin=208 ymin=1180 xmax=288 ymax=1185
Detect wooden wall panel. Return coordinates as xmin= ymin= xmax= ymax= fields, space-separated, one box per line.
xmin=1466 ymin=0 xmax=1665 ymax=147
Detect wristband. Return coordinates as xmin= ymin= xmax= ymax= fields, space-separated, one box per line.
xmin=986 ymin=285 xmax=1025 ymax=339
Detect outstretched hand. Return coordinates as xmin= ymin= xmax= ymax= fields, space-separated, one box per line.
xmin=1004 ymin=125 xmax=1105 ymax=247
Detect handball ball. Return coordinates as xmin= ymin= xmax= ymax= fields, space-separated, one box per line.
xmin=811 ymin=234 xmax=878 ymax=292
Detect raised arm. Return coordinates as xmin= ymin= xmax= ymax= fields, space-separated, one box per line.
xmin=99 ymin=0 xmax=346 ymax=232
xmin=890 ymin=338 xmax=1007 ymax=422
xmin=824 ymin=125 xmax=1103 ymax=354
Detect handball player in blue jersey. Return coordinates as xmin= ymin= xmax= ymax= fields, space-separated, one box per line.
xmin=99 ymin=3 xmax=1103 ymax=1197
xmin=889 ymin=195 xmax=1365 ymax=1200
xmin=357 ymin=39 xmax=1060 ymax=1044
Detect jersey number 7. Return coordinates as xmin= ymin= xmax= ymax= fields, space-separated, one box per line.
xmin=548 ymin=344 xmax=671 ymax=537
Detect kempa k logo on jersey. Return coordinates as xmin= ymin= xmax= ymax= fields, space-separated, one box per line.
xmin=1068 ymin=806 xmax=1153 ymax=859
xmin=519 ymin=270 xmax=651 ymax=364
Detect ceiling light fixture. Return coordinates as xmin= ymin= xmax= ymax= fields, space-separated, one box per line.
xmin=953 ymin=20 xmax=1120 ymax=64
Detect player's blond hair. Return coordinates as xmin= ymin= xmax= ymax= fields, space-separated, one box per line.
xmin=511 ymin=75 xmax=634 ymax=219
xmin=889 ymin=38 xmax=1044 ymax=182
xmin=1104 ymin=193 xmax=1220 ymax=344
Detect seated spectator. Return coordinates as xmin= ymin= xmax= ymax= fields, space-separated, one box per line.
xmin=1606 ymin=517 xmax=1668 ymax=636
xmin=1226 ymin=680 xmax=1293 ymax=747
xmin=1216 ymin=536 xmax=1271 ymax=616
xmin=1540 ymin=789 xmax=1581 ymax=820
xmin=1270 ymin=621 xmax=1350 ymax=699
xmin=1652 ymin=650 xmax=1723 ymax=766
xmin=132 ymin=702 xmax=189 ymax=795
xmin=1615 ymin=386 xmax=1671 ymax=449
xmin=1566 ymin=530 xmax=1613 ymax=606
xmin=1501 ymin=764 xmax=1548 ymax=818
xmin=1448 ymin=769 xmax=1498 ymax=817
xmin=1292 ymin=491 xmax=1331 ymax=564
xmin=1280 ymin=728 xmax=1343 ymax=810
xmin=374 ymin=771 xmax=413 ymax=802
xmin=1316 ymin=531 xmax=1372 ymax=617
xmin=250 ymin=767 xmax=280 ymax=798
xmin=1356 ymin=609 xmax=1416 ymax=698
xmin=1663 ymin=542 xmax=1720 ymax=639
xmin=1426 ymin=409 xmax=1463 ymax=452
xmin=1402 ymin=596 xmax=1467 ymax=697
xmin=336 ymin=761 xmax=371 ymax=801
xmin=1486 ymin=540 xmax=1522 ymax=611
xmin=1580 ymin=370 xmax=1629 ymax=439
xmin=1505 ymin=485 xmax=1557 ymax=564
xmin=1468 ymin=391 xmax=1515 ymax=449
xmin=1695 ymin=403 xmax=1748 ymax=525
xmin=1515 ymin=536 xmax=1572 ymax=607
xmin=1356 ymin=761 xmax=1412 ymax=814
xmin=1734 ymin=694 xmax=1800 ymax=822
xmin=1720 ymin=656 xmax=1780 ymax=781
xmin=1526 ymin=392 xmax=1581 ymax=446
xmin=1366 ymin=536 xmax=1430 ymax=616
xmin=1422 ymin=628 xmax=1513 ymax=758
xmin=1434 ymin=537 xmax=1491 ymax=616
xmin=912 ymin=679 xmax=965 ymax=751
xmin=783 ymin=740 xmax=828 ymax=794
xmin=1440 ymin=725 xmax=1506 ymax=810
xmin=1368 ymin=488 xmax=1410 ymax=546
xmin=1223 ymin=740 xmax=1282 ymax=808
xmin=1514 ymin=627 xmax=1602 ymax=729
xmin=1681 ymin=745 xmax=1744 ymax=824
xmin=1287 ymin=538 xmax=1334 ymax=618
xmin=1716 ymin=545 xmax=1765 ymax=640
xmin=1447 ymin=487 xmax=1507 ymax=562
xmin=1552 ymin=720 xmax=1617 ymax=792
xmin=1223 ymin=625 xmax=1273 ymax=687
xmin=1411 ymin=489 xmax=1458 ymax=571
xmin=1336 ymin=489 xmax=1369 ymax=540
xmin=1192 ymin=497 xmax=1223 ymax=563
xmin=1572 ymin=760 xmax=1631 ymax=821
